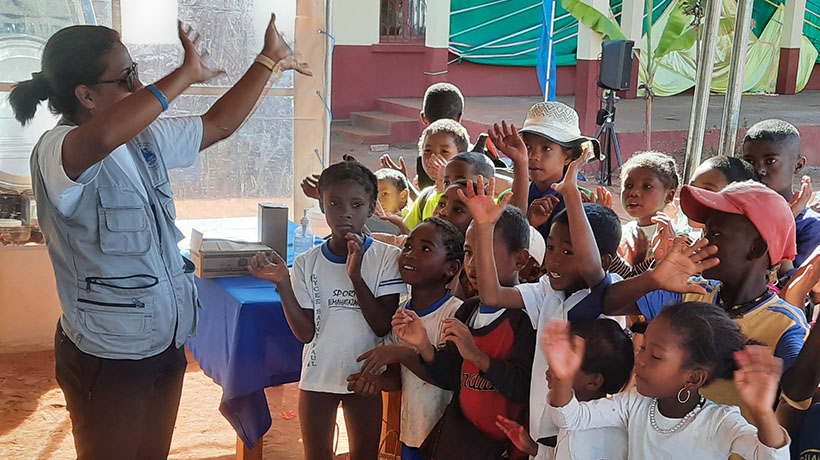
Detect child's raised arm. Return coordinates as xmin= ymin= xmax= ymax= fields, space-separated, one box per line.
xmin=734 ymin=346 xmax=789 ymax=449
xmin=542 ymin=320 xmax=584 ymax=408
xmin=457 ymin=177 xmax=525 ymax=308
xmin=346 ymin=234 xmax=399 ymax=337
xmin=488 ymin=121 xmax=529 ymax=212
xmin=552 ymin=150 xmax=605 ymax=289
xmin=600 ymin=238 xmax=720 ymax=316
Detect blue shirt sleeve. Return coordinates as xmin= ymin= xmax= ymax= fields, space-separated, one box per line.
xmin=568 ymin=272 xmax=614 ymax=320
xmin=636 ymin=290 xmax=682 ymax=320
xmin=794 ymin=208 xmax=820 ymax=268
xmin=774 ymin=321 xmax=808 ymax=372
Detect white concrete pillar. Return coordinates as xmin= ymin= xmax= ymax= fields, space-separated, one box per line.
xmin=781 ymin=0 xmax=807 ymax=48
xmin=425 ymin=0 xmax=451 ymax=48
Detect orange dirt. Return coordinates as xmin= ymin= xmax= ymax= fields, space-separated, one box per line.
xmin=0 ymin=348 xmax=354 ymax=459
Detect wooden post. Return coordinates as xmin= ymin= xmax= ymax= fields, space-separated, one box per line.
xmin=236 ymin=436 xmax=263 ymax=460
xmin=380 ymin=391 xmax=402 ymax=458
xmin=294 ymin=0 xmax=330 ymax=220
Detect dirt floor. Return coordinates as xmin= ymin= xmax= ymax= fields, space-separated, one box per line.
xmin=0 ymin=348 xmax=355 ymax=460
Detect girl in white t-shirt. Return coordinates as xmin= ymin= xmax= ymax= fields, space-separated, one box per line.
xmin=543 ymin=301 xmax=791 ymax=460
xmin=349 ymin=217 xmax=466 ymax=460
xmin=495 ymin=318 xmax=633 ymax=460
xmin=249 ymin=160 xmax=407 ymax=460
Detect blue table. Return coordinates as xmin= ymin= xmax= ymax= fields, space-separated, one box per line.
xmin=187 ymin=221 xmax=317 ymax=449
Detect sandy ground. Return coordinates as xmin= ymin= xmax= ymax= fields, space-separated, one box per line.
xmin=0 ymin=348 xmax=355 ymax=460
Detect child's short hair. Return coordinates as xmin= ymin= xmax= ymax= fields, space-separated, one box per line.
xmin=621 ymin=151 xmax=680 ymax=191
xmin=495 ymin=205 xmax=529 ymax=253
xmin=552 ymin=203 xmax=621 ymax=257
xmin=571 ymin=319 xmax=635 ymax=394
xmin=700 ymin=156 xmax=758 ymax=184
xmin=419 ymin=119 xmax=471 ymax=154
xmin=743 ymin=119 xmax=801 ymax=152
xmin=317 ymin=160 xmax=378 ymax=205
xmin=448 ymin=179 xmax=481 ymax=195
xmin=374 ymin=168 xmax=408 ymax=192
xmin=422 ymin=82 xmax=464 ymax=122
xmin=421 ymin=216 xmax=465 ymax=264
xmin=450 ymin=152 xmax=495 ymax=180
xmin=656 ymin=302 xmax=745 ymax=385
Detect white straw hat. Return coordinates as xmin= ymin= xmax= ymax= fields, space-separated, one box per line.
xmin=519 ymin=101 xmax=603 ymax=161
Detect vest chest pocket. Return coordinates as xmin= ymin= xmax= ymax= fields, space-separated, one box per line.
xmin=97 ymin=187 xmax=152 ymax=255
xmin=155 ymin=181 xmax=185 ymax=242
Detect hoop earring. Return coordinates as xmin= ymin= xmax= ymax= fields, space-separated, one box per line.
xmin=677 ymin=387 xmax=691 ymax=404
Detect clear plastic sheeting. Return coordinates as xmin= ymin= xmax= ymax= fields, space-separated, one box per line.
xmin=165 ymin=95 xmax=294 ymax=201
xmin=129 ymin=0 xmax=294 ymax=89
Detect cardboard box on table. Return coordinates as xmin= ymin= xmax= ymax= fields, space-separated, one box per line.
xmin=189 ymin=230 xmax=272 ymax=279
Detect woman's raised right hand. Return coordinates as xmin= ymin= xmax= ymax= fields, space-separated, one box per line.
xmin=178 ymin=21 xmax=226 ymax=84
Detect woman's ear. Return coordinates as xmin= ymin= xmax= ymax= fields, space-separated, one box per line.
xmin=74 ymin=85 xmax=95 ymax=113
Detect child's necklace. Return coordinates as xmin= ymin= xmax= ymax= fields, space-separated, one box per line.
xmin=718 ymin=289 xmax=773 ymax=314
xmin=649 ymin=394 xmax=705 ymax=434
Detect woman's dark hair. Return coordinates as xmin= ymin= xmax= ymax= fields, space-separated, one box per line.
xmin=552 ymin=203 xmax=621 ymax=257
xmin=419 ymin=216 xmax=465 ymax=264
xmin=656 ymin=302 xmax=746 ymax=385
xmin=9 ymin=25 xmax=122 ymax=125
xmin=700 ymin=156 xmax=759 ymax=184
xmin=571 ymin=319 xmax=635 ymax=394
xmin=317 ymin=159 xmax=379 ymax=205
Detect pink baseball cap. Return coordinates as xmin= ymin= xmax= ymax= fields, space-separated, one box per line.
xmin=680 ymin=181 xmax=796 ymax=265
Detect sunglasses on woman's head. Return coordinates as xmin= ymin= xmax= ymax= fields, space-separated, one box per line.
xmin=95 ymin=62 xmax=138 ymax=93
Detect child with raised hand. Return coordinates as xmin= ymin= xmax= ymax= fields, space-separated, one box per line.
xmin=401 ymin=119 xmax=470 ymax=229
xmin=459 ymin=153 xmax=623 ymax=449
xmin=598 ymin=180 xmax=811 ymax=424
xmin=496 ymin=318 xmax=634 ymax=460
xmin=247 ymin=160 xmax=407 ymax=460
xmin=347 ymin=217 xmax=465 ymax=460
xmin=742 ymin=120 xmax=820 ymax=270
xmin=513 ymin=102 xmax=603 ymax=239
xmin=543 ymin=301 xmax=790 ymax=459
xmin=611 ymin=151 xmax=680 ymax=278
xmin=373 ymin=153 xmax=495 ymax=247
xmin=392 ymin=206 xmax=536 ymax=460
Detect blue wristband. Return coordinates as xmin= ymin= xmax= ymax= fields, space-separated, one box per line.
xmin=146 ymin=84 xmax=169 ymax=111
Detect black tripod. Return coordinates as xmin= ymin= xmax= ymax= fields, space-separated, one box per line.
xmin=595 ymin=90 xmax=623 ymax=185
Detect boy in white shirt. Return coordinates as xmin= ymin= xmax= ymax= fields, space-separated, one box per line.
xmin=459 ymin=153 xmax=623 ymax=448
xmin=249 ymin=160 xmax=407 ymax=460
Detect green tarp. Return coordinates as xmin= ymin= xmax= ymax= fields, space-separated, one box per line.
xmin=449 ymin=0 xmax=820 ymax=68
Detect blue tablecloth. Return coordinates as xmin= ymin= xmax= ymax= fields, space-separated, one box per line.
xmin=186 ymin=221 xmax=317 ymax=449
